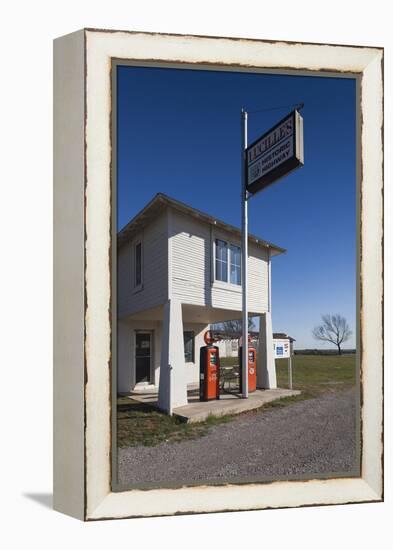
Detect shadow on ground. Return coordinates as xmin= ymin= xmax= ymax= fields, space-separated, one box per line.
xmin=23 ymin=493 xmax=53 ymax=509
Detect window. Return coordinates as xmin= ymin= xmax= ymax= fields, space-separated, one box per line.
xmin=183 ymin=331 xmax=195 ymax=363
xmin=134 ymin=241 xmax=142 ymax=288
xmin=215 ymin=239 xmax=241 ymax=286
xmin=230 ymin=244 xmax=241 ymax=285
xmin=215 ymin=239 xmax=228 ymax=282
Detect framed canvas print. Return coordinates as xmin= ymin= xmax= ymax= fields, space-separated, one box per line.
xmin=53 ymin=28 xmax=383 ymax=520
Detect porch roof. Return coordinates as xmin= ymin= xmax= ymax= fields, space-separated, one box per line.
xmin=120 ymin=303 xmax=266 ymax=325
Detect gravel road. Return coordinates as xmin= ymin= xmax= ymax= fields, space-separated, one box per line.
xmin=117 ymin=389 xmax=358 ymax=487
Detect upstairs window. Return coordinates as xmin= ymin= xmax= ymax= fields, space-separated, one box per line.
xmin=215 ymin=239 xmax=241 ymax=286
xmin=230 ymin=244 xmax=241 ymax=285
xmin=134 ymin=241 xmax=142 ymax=288
xmin=215 ymin=239 xmax=228 ymax=282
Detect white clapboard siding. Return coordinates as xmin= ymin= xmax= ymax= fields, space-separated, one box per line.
xmin=170 ymin=210 xmax=211 ymax=306
xmin=170 ymin=210 xmax=269 ymax=313
xmin=118 ymin=211 xmax=168 ymax=318
xmin=248 ymin=243 xmax=269 ymax=313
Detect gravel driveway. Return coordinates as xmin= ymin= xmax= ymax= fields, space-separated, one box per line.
xmin=117 ymin=389 xmax=358 ymax=487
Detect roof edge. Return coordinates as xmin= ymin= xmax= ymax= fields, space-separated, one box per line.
xmin=118 ymin=193 xmax=286 ymax=255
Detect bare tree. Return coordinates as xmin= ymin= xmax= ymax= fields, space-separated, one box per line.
xmin=312 ymin=314 xmax=352 ymax=355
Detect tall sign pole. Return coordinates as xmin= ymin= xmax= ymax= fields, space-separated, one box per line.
xmin=241 ymin=105 xmax=304 ymax=400
xmin=241 ymin=108 xmax=249 ymax=398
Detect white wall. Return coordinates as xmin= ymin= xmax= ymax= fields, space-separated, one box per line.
xmin=170 ymin=209 xmax=269 ymax=314
xmin=158 ymin=299 xmax=188 ymax=411
xmin=183 ymin=322 xmax=209 ymax=384
xmin=117 ymin=318 xmax=207 ymax=393
xmin=170 ymin=210 xmax=211 ymax=307
xmin=257 ymin=313 xmax=277 ymax=389
xmin=117 ymin=319 xmax=162 ymax=393
xmin=216 ymin=339 xmax=239 ymax=358
xmin=118 ymin=210 xmax=168 ymax=318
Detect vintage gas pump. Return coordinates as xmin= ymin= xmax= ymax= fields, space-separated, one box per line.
xmin=239 ymin=336 xmax=257 ymax=393
xmin=199 ymin=330 xmax=220 ymax=401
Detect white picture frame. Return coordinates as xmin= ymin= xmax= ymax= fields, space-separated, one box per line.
xmin=53 ymin=28 xmax=383 ymax=521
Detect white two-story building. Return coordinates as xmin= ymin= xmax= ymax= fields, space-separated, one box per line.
xmin=117 ymin=193 xmax=285 ymax=413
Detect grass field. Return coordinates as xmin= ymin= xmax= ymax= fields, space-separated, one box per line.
xmin=276 ymin=354 xmax=356 ymax=397
xmin=118 ymin=354 xmax=356 ymax=448
xmin=221 ymin=354 xmax=356 ymax=398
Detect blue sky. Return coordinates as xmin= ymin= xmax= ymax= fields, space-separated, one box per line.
xmin=117 ymin=65 xmax=357 ymax=349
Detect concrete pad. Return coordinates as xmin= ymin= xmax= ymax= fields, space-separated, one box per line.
xmin=173 ymin=389 xmax=301 ymax=423
xmin=128 ymin=387 xmax=301 ymax=423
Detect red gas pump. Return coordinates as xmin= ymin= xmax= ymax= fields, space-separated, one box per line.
xmin=199 ymin=330 xmax=220 ymax=401
xmin=239 ymin=337 xmax=257 ymax=393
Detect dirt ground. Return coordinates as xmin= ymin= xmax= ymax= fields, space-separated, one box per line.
xmin=117 ymin=388 xmax=358 ymax=488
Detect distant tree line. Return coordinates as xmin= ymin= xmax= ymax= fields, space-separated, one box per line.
xmin=294 ymin=349 xmax=356 ymax=356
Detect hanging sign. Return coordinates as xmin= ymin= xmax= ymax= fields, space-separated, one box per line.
xmin=246 ymin=109 xmax=304 ymax=194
